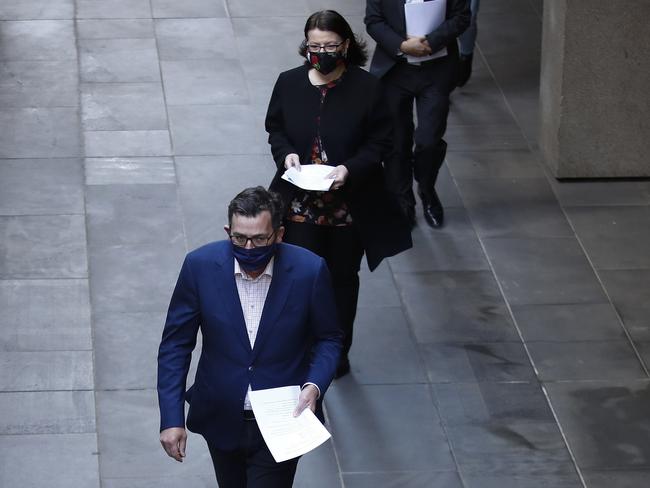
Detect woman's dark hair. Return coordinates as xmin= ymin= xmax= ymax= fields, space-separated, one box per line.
xmin=228 ymin=186 xmax=284 ymax=230
xmin=298 ymin=10 xmax=368 ymax=67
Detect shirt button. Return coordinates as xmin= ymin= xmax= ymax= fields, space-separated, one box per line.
xmin=248 ymin=366 xmax=254 ymax=372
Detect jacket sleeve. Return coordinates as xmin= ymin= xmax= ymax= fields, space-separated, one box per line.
xmin=365 ymin=0 xmax=404 ymax=56
xmin=341 ymin=81 xmax=393 ymax=185
xmin=265 ymin=72 xmax=297 ymax=170
xmin=305 ymin=259 xmax=343 ymax=395
xmin=426 ymin=0 xmax=471 ymax=53
xmin=157 ymin=255 xmax=201 ymax=431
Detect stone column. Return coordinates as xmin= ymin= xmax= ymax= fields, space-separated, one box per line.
xmin=539 ymin=0 xmax=650 ymax=178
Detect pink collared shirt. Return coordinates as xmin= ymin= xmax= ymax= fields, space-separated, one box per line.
xmin=234 ymin=258 xmax=321 ymax=411
xmin=234 ymin=258 xmax=274 ymax=410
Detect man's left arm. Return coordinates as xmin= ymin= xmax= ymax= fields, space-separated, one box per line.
xmin=303 ymin=259 xmax=343 ymax=397
xmin=425 ymin=0 xmax=471 ymax=54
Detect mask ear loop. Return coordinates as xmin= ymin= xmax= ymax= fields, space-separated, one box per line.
xmin=301 ymin=39 xmax=313 ymax=64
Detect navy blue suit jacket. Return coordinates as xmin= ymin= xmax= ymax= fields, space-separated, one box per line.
xmin=157 ymin=241 xmax=342 ymax=450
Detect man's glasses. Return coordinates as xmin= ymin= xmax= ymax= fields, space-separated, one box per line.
xmin=306 ymin=41 xmax=344 ymax=53
xmin=229 ymin=231 xmax=275 ymax=248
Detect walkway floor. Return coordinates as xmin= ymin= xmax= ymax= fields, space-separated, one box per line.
xmin=1 ymin=1 xmax=650 ymax=487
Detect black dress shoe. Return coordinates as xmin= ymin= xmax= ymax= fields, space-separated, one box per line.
xmin=420 ymin=190 xmax=444 ymax=228
xmin=457 ymin=52 xmax=473 ymax=87
xmin=334 ymin=356 xmax=350 ymax=379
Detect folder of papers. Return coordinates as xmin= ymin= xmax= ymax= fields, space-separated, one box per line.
xmin=404 ymin=0 xmax=448 ymax=63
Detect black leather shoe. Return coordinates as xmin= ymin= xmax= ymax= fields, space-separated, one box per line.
xmin=420 ymin=190 xmax=444 ymax=228
xmin=335 ymin=356 xmax=350 ymax=379
xmin=457 ymin=53 xmax=473 ymax=87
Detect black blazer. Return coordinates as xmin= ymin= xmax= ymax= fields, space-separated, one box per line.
xmin=365 ymin=0 xmax=471 ymax=78
xmin=265 ymin=64 xmax=412 ymax=271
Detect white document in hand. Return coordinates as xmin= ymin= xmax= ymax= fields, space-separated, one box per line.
xmin=281 ymin=165 xmax=335 ymax=191
xmin=249 ymin=385 xmax=331 ymax=463
xmin=405 ymin=0 xmax=448 ymax=63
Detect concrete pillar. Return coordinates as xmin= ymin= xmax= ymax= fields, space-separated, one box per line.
xmin=539 ymin=0 xmax=650 ymax=178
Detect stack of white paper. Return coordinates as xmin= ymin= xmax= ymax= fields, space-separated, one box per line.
xmin=281 ymin=165 xmax=335 ymax=191
xmin=249 ymin=386 xmax=332 ymax=463
xmin=405 ymin=0 xmax=448 ymax=63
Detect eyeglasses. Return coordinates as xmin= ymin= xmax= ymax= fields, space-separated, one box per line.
xmin=229 ymin=231 xmax=276 ymax=248
xmin=306 ymin=41 xmax=344 ymax=53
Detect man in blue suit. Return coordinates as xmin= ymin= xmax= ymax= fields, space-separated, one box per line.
xmin=157 ymin=186 xmax=342 ymax=487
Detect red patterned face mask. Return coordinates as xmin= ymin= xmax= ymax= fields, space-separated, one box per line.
xmin=307 ymin=51 xmax=344 ymax=75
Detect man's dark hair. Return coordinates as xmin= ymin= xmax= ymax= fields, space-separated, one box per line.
xmin=228 ymin=186 xmax=284 ymax=230
xmin=298 ymin=10 xmax=368 ymax=67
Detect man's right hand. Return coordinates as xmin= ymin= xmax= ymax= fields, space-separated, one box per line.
xmin=160 ymin=427 xmax=187 ymax=462
xmin=284 ymin=153 xmax=301 ymax=171
xmin=400 ymin=36 xmax=432 ymax=57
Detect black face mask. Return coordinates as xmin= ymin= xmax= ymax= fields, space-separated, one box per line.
xmin=306 ymin=50 xmax=345 ymax=75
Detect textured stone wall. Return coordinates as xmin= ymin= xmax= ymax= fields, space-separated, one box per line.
xmin=540 ymin=0 xmax=650 ymax=177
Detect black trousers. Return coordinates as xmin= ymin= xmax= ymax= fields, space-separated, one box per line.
xmin=208 ymin=419 xmax=299 ymax=488
xmin=382 ymin=57 xmax=457 ymax=205
xmin=283 ymin=221 xmax=364 ymax=357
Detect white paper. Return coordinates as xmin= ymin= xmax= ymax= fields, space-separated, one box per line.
xmin=281 ymin=165 xmax=335 ymax=191
xmin=249 ymin=385 xmax=331 ymax=463
xmin=404 ymin=0 xmax=448 ymax=63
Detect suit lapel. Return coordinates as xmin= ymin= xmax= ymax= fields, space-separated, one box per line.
xmin=251 ymin=247 xmax=294 ymax=360
xmin=214 ymin=251 xmax=252 ymax=353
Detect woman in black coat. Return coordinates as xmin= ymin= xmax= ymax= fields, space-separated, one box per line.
xmin=265 ymin=10 xmax=412 ymax=378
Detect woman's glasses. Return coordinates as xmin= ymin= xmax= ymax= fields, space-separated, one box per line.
xmin=306 ymin=42 xmax=344 ymax=53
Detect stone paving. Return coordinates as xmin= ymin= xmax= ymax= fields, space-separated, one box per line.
xmin=1 ymin=0 xmax=650 ymax=487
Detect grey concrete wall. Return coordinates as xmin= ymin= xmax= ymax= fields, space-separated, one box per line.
xmin=540 ymin=0 xmax=650 ymax=178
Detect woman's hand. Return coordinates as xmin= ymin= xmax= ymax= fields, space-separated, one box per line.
xmin=284 ymin=153 xmax=301 ymax=171
xmin=327 ymin=165 xmax=349 ymax=190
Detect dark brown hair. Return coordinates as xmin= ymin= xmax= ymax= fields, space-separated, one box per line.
xmin=298 ymin=10 xmax=368 ymax=67
xmin=228 ymin=186 xmax=284 ymax=230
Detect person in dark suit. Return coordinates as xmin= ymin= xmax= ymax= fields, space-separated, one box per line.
xmin=265 ymin=10 xmax=412 ymax=379
xmin=365 ymin=0 xmax=470 ymax=228
xmin=157 ymin=187 xmax=342 ymax=488
xmin=457 ymin=0 xmax=480 ymax=87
